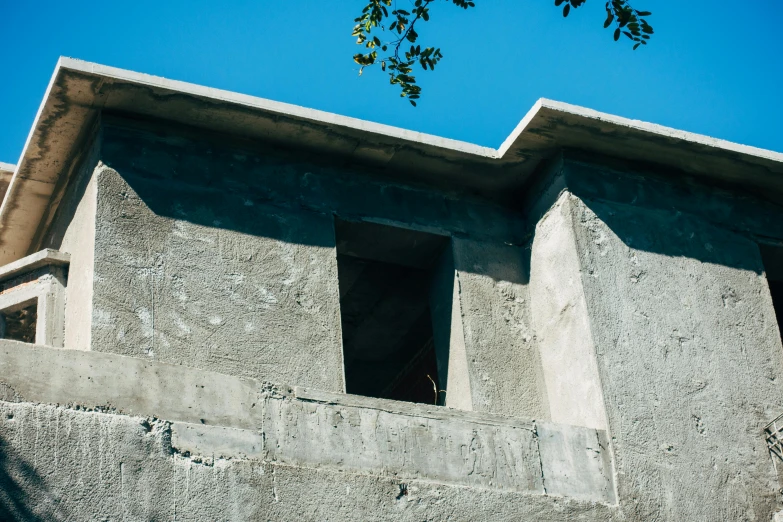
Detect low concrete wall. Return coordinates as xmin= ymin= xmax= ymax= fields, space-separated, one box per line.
xmin=0 ymin=341 xmax=616 ymax=507
xmin=0 ymin=403 xmax=619 ymax=522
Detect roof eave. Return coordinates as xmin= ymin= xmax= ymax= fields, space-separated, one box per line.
xmin=1 ymin=57 xmax=781 ymax=265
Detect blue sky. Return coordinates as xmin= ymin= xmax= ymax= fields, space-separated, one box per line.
xmin=1 ymin=1 xmax=781 ymax=165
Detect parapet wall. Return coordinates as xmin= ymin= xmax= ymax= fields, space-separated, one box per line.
xmin=0 ymin=340 xmax=616 ymax=520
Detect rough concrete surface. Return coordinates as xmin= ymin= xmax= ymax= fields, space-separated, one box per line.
xmin=0 ymin=402 xmax=619 ymax=521
xmin=41 ymin=135 xmax=100 ymax=351
xmin=529 ymin=196 xmax=609 ymax=431
xmin=4 ymin=58 xmax=783 ymax=521
xmin=568 ymin=191 xmax=783 ymax=520
xmin=91 ymin=163 xmax=346 ymax=391
xmin=0 ymin=341 xmax=261 ymax=430
xmin=0 ymin=341 xmax=618 ymax=519
xmin=85 ymin=119 xmax=533 ymax=398
xmin=452 ymin=238 xmax=548 ymax=420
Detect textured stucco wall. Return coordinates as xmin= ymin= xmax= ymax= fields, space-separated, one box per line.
xmin=0 ymin=401 xmax=619 ymax=522
xmin=452 ymin=238 xmax=547 ymax=419
xmin=92 ymin=164 xmax=345 ymax=390
xmin=572 ymin=193 xmax=783 ymax=520
xmin=523 ymin=157 xmax=783 ymax=520
xmin=529 ymin=195 xmax=608 ymax=431
xmin=90 ymin=118 xmax=534 ymax=404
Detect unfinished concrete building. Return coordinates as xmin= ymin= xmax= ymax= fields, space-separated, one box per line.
xmin=1 ymin=58 xmax=783 ymax=521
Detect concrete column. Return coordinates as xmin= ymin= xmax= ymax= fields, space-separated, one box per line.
xmin=540 ymin=182 xmax=783 ymax=518
xmin=529 ymin=193 xmax=609 ymax=431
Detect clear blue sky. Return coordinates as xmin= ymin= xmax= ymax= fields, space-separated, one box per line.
xmin=1 ymin=1 xmax=782 ymax=165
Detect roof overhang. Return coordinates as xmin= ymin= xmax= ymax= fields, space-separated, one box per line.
xmin=1 ymin=57 xmax=782 ymax=265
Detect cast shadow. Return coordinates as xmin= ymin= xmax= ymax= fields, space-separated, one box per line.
xmin=0 ymin=431 xmax=67 ymax=521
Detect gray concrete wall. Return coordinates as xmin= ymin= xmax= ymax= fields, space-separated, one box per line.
xmin=529 ymin=195 xmax=608 ymax=431
xmin=452 ymin=238 xmax=548 ymax=420
xmin=91 ymin=118 xmax=537 ymax=409
xmin=572 ymin=193 xmax=783 ymax=520
xmin=0 ymin=341 xmax=618 ymax=520
xmin=99 ymin=118 xmax=525 ymax=245
xmin=92 ymin=164 xmax=345 ymax=391
xmin=0 ymin=402 xmax=619 ymax=522
xmin=524 ymin=157 xmax=783 ymax=520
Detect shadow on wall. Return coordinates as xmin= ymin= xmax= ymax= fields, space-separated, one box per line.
xmin=96 ymin=120 xmax=525 ymax=277
xmin=579 ymin=196 xmax=766 ymax=274
xmin=0 ymin=433 xmax=67 ymax=521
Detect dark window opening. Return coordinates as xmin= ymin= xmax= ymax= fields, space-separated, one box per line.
xmin=0 ymin=301 xmax=38 ymax=344
xmin=335 ymin=218 xmax=449 ymax=405
xmin=761 ymin=244 xmax=783 ymax=339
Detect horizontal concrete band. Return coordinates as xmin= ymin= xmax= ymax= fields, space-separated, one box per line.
xmin=0 ymin=341 xmax=615 ymax=503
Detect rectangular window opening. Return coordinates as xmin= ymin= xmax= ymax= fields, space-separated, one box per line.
xmin=1 ymin=300 xmax=38 ymax=344
xmin=335 ymin=218 xmax=450 ymax=405
xmin=761 ymin=243 xmax=783 ymax=340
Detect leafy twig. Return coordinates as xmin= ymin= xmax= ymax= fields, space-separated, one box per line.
xmin=353 ymin=0 xmax=474 ymax=106
xmin=352 ymin=0 xmax=653 ymax=106
xmin=558 ymin=0 xmax=654 ymax=50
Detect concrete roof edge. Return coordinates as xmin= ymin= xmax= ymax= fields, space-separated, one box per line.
xmin=530 ymin=98 xmax=783 ymax=163
xmin=0 ymin=163 xmax=15 ymax=173
xmin=57 ymin=57 xmax=499 ymax=158
xmin=1 ymin=57 xmax=782 ymax=267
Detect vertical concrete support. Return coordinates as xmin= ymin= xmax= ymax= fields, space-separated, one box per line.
xmin=55 ymin=168 xmax=97 ymax=351
xmin=429 ymin=247 xmax=472 ymax=410
xmin=34 ymin=267 xmax=67 ymax=347
xmin=38 ymin=137 xmax=100 ymax=352
xmin=452 ymin=238 xmax=547 ymax=419
xmin=529 ymin=194 xmax=608 ymax=431
xmin=563 ymin=187 xmax=783 ymax=519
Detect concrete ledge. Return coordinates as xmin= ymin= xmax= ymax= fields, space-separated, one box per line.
xmin=264 ymin=388 xmax=544 ymax=494
xmin=538 ymin=421 xmax=616 ymax=503
xmin=0 ymin=249 xmax=70 ymax=283
xmin=0 ymin=340 xmax=261 ymax=429
xmin=0 ymin=341 xmax=616 ymax=503
xmin=0 ymin=401 xmax=619 ymax=521
xmin=293 ymin=385 xmax=536 ymax=430
xmin=171 ymin=422 xmax=265 ymax=460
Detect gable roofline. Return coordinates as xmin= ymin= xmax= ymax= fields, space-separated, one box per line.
xmin=1 ymin=57 xmax=782 ymax=264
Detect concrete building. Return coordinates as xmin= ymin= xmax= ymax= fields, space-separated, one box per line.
xmin=0 ymin=57 xmax=782 ymax=520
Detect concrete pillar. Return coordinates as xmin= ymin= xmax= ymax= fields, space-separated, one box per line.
xmin=529 ymin=194 xmax=609 ymax=431
xmin=531 ymin=179 xmax=783 ymax=518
